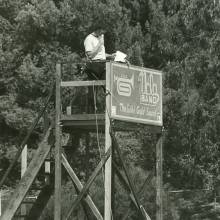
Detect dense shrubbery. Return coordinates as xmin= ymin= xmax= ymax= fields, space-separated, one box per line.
xmin=1 ymin=0 xmax=220 ymax=219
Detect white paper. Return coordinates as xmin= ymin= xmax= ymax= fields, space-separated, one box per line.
xmin=114 ymin=50 xmax=127 ymax=62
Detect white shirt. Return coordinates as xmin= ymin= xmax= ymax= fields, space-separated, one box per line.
xmin=84 ymin=33 xmax=106 ymax=60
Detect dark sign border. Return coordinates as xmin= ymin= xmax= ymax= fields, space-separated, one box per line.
xmin=109 ymin=62 xmax=163 ymax=126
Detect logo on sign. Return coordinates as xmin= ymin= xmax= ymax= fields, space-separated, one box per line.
xmin=138 ymin=71 xmax=159 ymax=106
xmin=114 ymin=74 xmax=134 ymax=97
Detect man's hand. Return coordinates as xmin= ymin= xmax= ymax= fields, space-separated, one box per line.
xmin=110 ymin=53 xmax=116 ymax=59
xmin=98 ymin=34 xmax=104 ymax=46
xmin=106 ymin=53 xmax=116 ymax=60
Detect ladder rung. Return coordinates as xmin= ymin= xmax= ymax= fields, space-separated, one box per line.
xmin=14 ymin=215 xmax=27 ymax=218
xmin=30 ymin=186 xmax=44 ymax=190
xmin=22 ymin=200 xmax=36 ymax=204
xmin=45 ymin=159 xmax=53 ymax=162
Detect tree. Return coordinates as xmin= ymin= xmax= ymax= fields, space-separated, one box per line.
xmin=1 ymin=0 xmax=220 ymax=219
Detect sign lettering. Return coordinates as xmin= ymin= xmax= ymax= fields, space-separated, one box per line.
xmin=109 ymin=62 xmax=162 ymax=126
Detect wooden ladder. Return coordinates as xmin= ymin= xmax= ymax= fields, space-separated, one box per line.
xmin=1 ymin=127 xmax=53 ymax=220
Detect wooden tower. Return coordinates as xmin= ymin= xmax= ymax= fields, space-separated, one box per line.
xmin=0 ymin=61 xmax=163 ymax=220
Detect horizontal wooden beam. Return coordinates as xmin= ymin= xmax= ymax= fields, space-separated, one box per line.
xmin=61 ymin=80 xmax=105 ymax=87
xmin=61 ymin=114 xmax=105 ymax=131
xmin=61 ymin=114 xmax=105 ymax=121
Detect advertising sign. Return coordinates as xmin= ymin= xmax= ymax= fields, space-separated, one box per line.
xmin=110 ymin=62 xmax=162 ymax=126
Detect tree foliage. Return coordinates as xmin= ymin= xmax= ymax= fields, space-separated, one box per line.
xmin=1 ymin=0 xmax=220 ymax=219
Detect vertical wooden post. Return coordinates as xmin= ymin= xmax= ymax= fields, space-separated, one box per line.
xmin=105 ymin=62 xmax=112 ymax=220
xmin=0 ymin=190 xmax=2 ymax=217
xmin=45 ymin=159 xmax=51 ymax=185
xmin=55 ymin=63 xmax=62 ymax=220
xmin=21 ymin=145 xmax=27 ymax=178
xmin=85 ymin=133 xmax=90 ymax=179
xmin=45 ymin=161 xmax=51 ymax=174
xmin=111 ymin=143 xmax=115 ymax=218
xmin=156 ymin=134 xmax=163 ymax=220
xmin=21 ymin=144 xmax=27 ymax=218
xmin=43 ymin=111 xmax=50 ymax=135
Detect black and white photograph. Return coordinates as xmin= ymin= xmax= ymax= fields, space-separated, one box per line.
xmin=0 ymin=0 xmax=220 ymax=219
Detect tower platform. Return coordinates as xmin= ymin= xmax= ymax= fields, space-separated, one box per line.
xmin=61 ymin=114 xmax=162 ymax=133
xmin=61 ymin=114 xmax=105 ymax=131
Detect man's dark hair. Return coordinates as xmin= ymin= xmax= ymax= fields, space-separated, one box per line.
xmin=92 ymin=23 xmax=106 ymax=32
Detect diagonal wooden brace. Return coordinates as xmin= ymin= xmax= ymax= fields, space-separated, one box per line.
xmin=64 ymin=147 xmax=111 ymax=220
xmin=62 ymin=154 xmax=90 ymax=220
xmin=121 ymin=170 xmax=154 ymax=220
xmin=113 ymin=160 xmax=138 ymax=207
xmin=110 ymin=130 xmax=150 ymax=220
xmin=114 ymin=159 xmax=154 ymax=220
xmin=61 ymin=153 xmax=103 ymax=220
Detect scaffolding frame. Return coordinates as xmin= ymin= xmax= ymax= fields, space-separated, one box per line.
xmin=54 ymin=62 xmax=163 ymax=220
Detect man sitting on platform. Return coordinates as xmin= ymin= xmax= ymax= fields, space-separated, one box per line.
xmin=84 ymin=24 xmax=115 ymax=79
